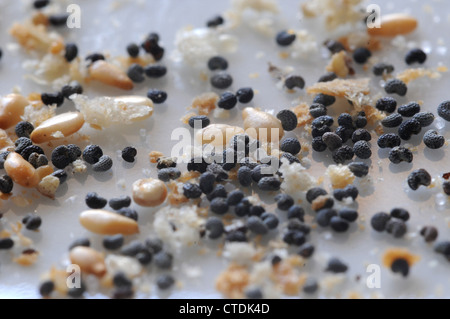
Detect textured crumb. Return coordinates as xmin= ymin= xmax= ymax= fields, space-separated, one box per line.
xmin=326 ymin=51 xmax=351 ymax=78
xmin=216 ymin=263 xmax=250 ymax=299
xmin=326 ymin=165 xmax=355 ymax=189
xmin=188 ymin=92 xmax=219 ymax=115
xmin=279 ymin=158 xmax=317 ymax=195
xmin=37 ymin=175 xmax=60 ymax=199
xmin=397 ymin=67 xmax=447 ymax=84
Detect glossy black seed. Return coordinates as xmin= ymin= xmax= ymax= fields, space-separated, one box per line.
xmin=127 ymin=64 xmax=145 ymax=83
xmin=83 ymin=145 xmax=103 ymax=164
xmin=121 ymin=146 xmax=137 ymax=163
xmin=157 ymin=274 xmax=175 ymax=290
xmin=64 ymin=144 xmax=80 ymax=163
xmin=386 ymin=219 xmax=407 ymax=238
xmin=120 ymin=241 xmax=145 ymax=257
xmin=247 ymin=216 xmax=269 ymax=235
xmin=92 ymin=155 xmax=113 ymax=172
xmin=405 ymin=48 xmax=427 ymax=65
xmin=318 ymin=72 xmax=337 ymax=83
xmin=280 ymin=138 xmax=301 ymax=155
xmin=197 ymin=172 xmax=214 ymax=195
xmin=39 ymin=280 xmax=54 ymax=297
xmin=275 ymin=193 xmax=294 ymax=211
xmin=183 ymin=183 xmax=202 ymax=199
xmin=408 ymin=169 xmax=431 ymax=190
xmin=311 ymin=136 xmax=327 ymax=152
xmin=443 ymin=181 xmax=450 ymax=196
xmin=33 ymin=0 xmax=50 ymax=9
xmin=398 ymin=102 xmax=420 ymax=117
xmin=236 ymin=87 xmax=254 ymax=104
xmin=48 ymin=14 xmax=69 ymax=26
xmin=348 ymin=162 xmax=369 ymax=177
xmin=257 ymin=177 xmax=281 ymax=191
xmin=205 ymin=217 xmax=224 ymax=239
xmin=330 ymin=216 xmax=350 ymax=232
xmin=22 ymin=213 xmax=42 ymax=230
xmin=376 ymin=97 xmax=397 ymax=113
xmin=61 ymin=81 xmax=83 ymax=99
xmin=423 ymin=130 xmax=445 ymax=149
xmin=385 ymin=79 xmax=407 ymax=96
xmin=277 ymin=110 xmax=298 ymax=131
xmin=68 ymin=237 xmax=90 ymax=251
xmin=332 ymin=145 xmax=354 ymax=164
xmin=398 ymin=119 xmax=421 ymax=140
xmin=108 ymin=196 xmax=131 ymax=211
xmin=136 ymin=250 xmax=153 ymax=265
xmin=261 ymin=213 xmax=279 ymax=230
xmin=322 ymin=132 xmax=342 ymax=151
xmin=377 ymin=133 xmax=401 ymax=148
xmin=210 ymin=72 xmax=233 ymax=89
xmin=126 ymin=43 xmax=140 ymax=58
xmin=303 ymin=278 xmax=319 ymax=294
xmin=283 ymin=230 xmax=306 ymax=246
xmin=306 ymin=187 xmax=327 ymax=204
xmin=309 ymin=103 xmax=327 ymax=118
xmin=144 ymin=65 xmax=167 ymax=78
xmin=207 ymin=15 xmax=224 ymax=28
xmin=41 ymin=92 xmax=64 ymax=107
xmin=147 ymin=89 xmax=167 ymax=104
xmin=353 ymin=140 xmax=372 ymax=159
xmin=391 ymin=258 xmax=409 ymax=277
xmin=0 ymin=175 xmax=13 ymax=194
xmin=437 ymin=101 xmax=450 ymax=121
xmin=188 ymin=157 xmax=208 ymax=173
xmin=207 ymin=56 xmax=228 ymax=71
xmin=85 ymin=53 xmax=105 ymax=63
xmin=313 ymin=93 xmax=335 ymax=107
xmin=226 ymin=230 xmax=248 ymax=243
xmin=420 ymin=226 xmax=438 ymax=243
xmin=141 ymin=33 xmax=164 ymax=61
xmin=235 ymin=201 xmax=251 ymax=217
xmin=352 ymin=129 xmax=372 ymax=143
xmin=210 ymin=197 xmax=229 ymax=215
xmin=51 ymin=145 xmax=71 ymax=169
xmin=144 ymin=237 xmax=163 ymax=254
xmin=371 ymin=212 xmax=391 ymax=232
xmin=434 ymin=241 xmax=450 ymax=257
xmin=103 ymin=234 xmax=124 ymax=250
xmin=339 ymin=209 xmax=358 ymax=222
xmin=276 ymin=30 xmax=296 ymax=46
xmin=382 ymin=113 xmax=403 ymax=128
xmin=324 ymin=40 xmax=345 ymax=54
xmin=390 ymin=208 xmax=410 ymax=221
xmin=287 ymin=205 xmax=305 ymax=221
xmin=297 ymin=243 xmax=314 ymax=259
xmin=326 ymin=258 xmax=348 ymax=273
xmin=316 ymin=208 xmax=337 ymax=227
xmin=412 ymin=112 xmax=434 ymax=127
xmin=113 ymin=272 xmax=132 ymax=289
xmin=333 ymin=185 xmax=358 ymax=201
xmin=50 ymin=169 xmax=67 ymax=184
xmin=0 ymin=237 xmax=14 ymax=249
xmin=285 ymin=75 xmax=305 ymax=90
xmin=353 ymin=47 xmax=371 ymax=64
xmin=287 ymin=220 xmax=311 ymax=235
xmin=388 ymin=146 xmax=413 ymax=164
xmin=372 ymin=63 xmax=394 ymax=76
xmin=217 ymin=92 xmax=237 ymax=110
xmin=64 ymin=43 xmax=78 ymax=62
xmin=85 ymin=192 xmax=107 ymax=209
xmin=227 ymin=190 xmax=244 ymax=206
xmin=188 ymin=115 xmax=210 ymax=129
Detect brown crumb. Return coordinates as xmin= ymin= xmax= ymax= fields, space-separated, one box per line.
xmin=382 ymin=248 xmax=420 ymax=268
xmin=307 ymin=78 xmax=370 ymax=99
xmin=179 ymin=171 xmax=200 ymax=183
xmin=32 ymin=12 xmax=49 ymax=26
xmin=181 ymin=112 xmax=197 ymax=125
xmin=442 ymin=172 xmax=450 ymax=180
xmin=396 ymin=67 xmax=447 ymax=84
xmin=311 ymin=195 xmax=333 ymax=211
xmin=167 ymin=181 xmax=189 ymax=206
xmin=292 ymin=103 xmax=313 ymax=127
xmin=216 ymin=263 xmax=250 ymax=299
xmin=13 ymin=249 xmax=39 ymax=266
xmin=188 ymin=92 xmax=219 ymax=115
xmin=326 ymin=51 xmax=352 ymax=78
xmin=272 ymin=260 xmax=307 ymax=296
xmin=362 ymin=105 xmax=386 ymax=126
xmin=149 ymin=151 xmax=164 ymax=164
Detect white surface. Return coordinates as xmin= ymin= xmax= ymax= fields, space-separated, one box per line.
xmin=0 ymin=0 xmax=449 ymax=299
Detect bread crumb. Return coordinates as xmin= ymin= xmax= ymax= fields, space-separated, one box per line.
xmin=396 ymin=67 xmax=447 ymax=84
xmin=326 ymin=51 xmax=351 ymax=78
xmin=326 ymin=165 xmax=355 ymax=189
xmin=37 ymin=175 xmax=60 ymax=199
xmin=149 ymin=151 xmax=164 ymax=164
xmin=292 ymin=103 xmax=313 ymax=127
xmin=188 ymin=92 xmax=219 ymax=115
xmin=216 ymin=263 xmax=250 ymax=299
xmin=307 ymin=78 xmax=370 ymax=98
xmin=13 ymin=249 xmax=39 ymax=266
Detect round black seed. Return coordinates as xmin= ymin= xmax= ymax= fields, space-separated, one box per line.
xmin=298 ymin=243 xmax=315 ymax=259
xmin=287 ymin=205 xmax=305 ymax=220
xmin=210 ymin=72 xmax=233 ymax=89
xmin=65 ymin=144 xmax=81 ymax=162
xmin=322 ymin=132 xmax=342 ymax=151
xmin=303 ymin=278 xmax=319 ymax=294
xmin=313 ymin=93 xmax=335 ymax=107
xmin=126 ymin=43 xmax=140 ymax=58
xmin=276 ymin=30 xmax=296 ymax=46
xmin=51 ymin=169 xmax=67 ymax=184
xmin=324 ymin=40 xmax=345 ymax=54
xmin=13 ymin=137 xmax=32 ymax=154
xmin=141 ymin=34 xmax=164 ymax=61
xmin=257 ymin=176 xmax=281 ymax=191
xmin=51 ymin=145 xmax=71 ymax=169
xmin=247 ymin=216 xmax=269 ymax=235
xmin=353 ymin=140 xmax=372 ymax=159
xmin=121 ymin=146 xmax=137 ymax=163
xmin=326 ymin=258 xmax=348 ymax=273
xmin=337 ymin=113 xmax=353 ymax=128
xmin=103 ymin=234 xmax=124 ymax=250
xmin=210 ymin=197 xmax=229 ymax=215
xmin=236 ymin=87 xmax=254 ymax=104
xmin=407 ymin=169 xmax=431 ymax=190
xmin=0 ymin=175 xmax=13 ymax=194
xmin=348 ymin=162 xmax=369 ymax=177
xmin=21 ymin=145 xmax=44 ymax=163
xmin=398 ymin=119 xmax=421 ymax=140
xmin=377 ymin=133 xmax=401 ymax=148
xmin=157 ymin=274 xmax=175 ymax=290
xmin=277 ymin=110 xmax=298 ymax=131
xmin=183 ymin=183 xmax=202 ymax=199
xmin=371 ymin=212 xmax=391 ymax=232
xmin=83 ymin=145 xmax=103 ymax=164
xmin=198 ymin=172 xmax=215 ymax=194
xmin=354 ymin=112 xmax=368 ymax=128
xmin=64 ymin=43 xmax=78 ymax=62
xmin=0 ymin=238 xmax=14 ymax=249
xmin=376 ymin=97 xmax=397 ymax=113
xmin=235 ymin=201 xmax=251 ymax=217
xmin=39 ymin=280 xmax=54 ymax=297
xmin=316 ymin=208 xmax=337 ymax=227
xmin=309 ymin=103 xmax=327 ymax=118
xmin=33 ymin=0 xmax=50 ymax=9
xmin=388 ymin=147 xmax=413 ymax=164
xmin=385 ymin=79 xmax=407 ymax=96
xmin=48 ymin=14 xmax=69 ymax=26
xmin=412 ymin=112 xmax=434 ymax=127
xmin=205 ymin=216 xmax=224 ymax=239
xmin=352 ymin=129 xmax=372 ymax=143
xmin=333 ymin=186 xmax=358 ymax=201
xmin=85 ymin=192 xmax=107 ymax=209
xmin=382 ymin=113 xmax=403 ymax=128
xmin=372 ymin=63 xmax=394 ymax=76
xmin=280 ymin=138 xmax=301 ymax=155
xmin=339 ymin=209 xmax=358 ymax=222
xmin=238 ymin=166 xmax=253 ymax=187
xmin=443 ymin=181 xmax=450 ymax=196
xmin=0 ymin=151 xmax=10 ymax=169
xmin=437 ymin=101 xmax=450 ymax=121
xmin=127 ymin=64 xmax=145 ymax=83
xmin=147 ymin=89 xmax=167 ymax=104
xmin=206 ymin=184 xmax=227 ymax=201
xmin=285 ymin=75 xmax=305 ymax=90
xmin=261 ymin=213 xmax=279 ymax=230
xmin=136 ymin=250 xmax=153 ymax=265
xmin=188 ymin=115 xmax=210 ymax=129
xmin=217 ymin=92 xmax=237 ymax=110
xmin=287 ymin=220 xmax=310 ymax=234
xmin=332 ymin=145 xmax=354 ymax=164
xmin=306 ymin=187 xmax=327 ymax=203
xmin=61 ymin=81 xmax=83 ymax=99
xmin=41 ymin=92 xmax=64 ymax=107
xmin=145 ymin=237 xmax=163 ymax=254
xmin=398 ymin=102 xmax=420 ymax=117
xmin=85 ymin=53 xmax=105 ymax=64
xmin=22 ymin=213 xmax=42 ymax=230
xmin=68 ymin=237 xmax=90 ymax=251
xmin=113 ymin=272 xmax=132 ymax=289
xmin=227 ymin=190 xmax=244 ymax=206
xmin=423 ymin=130 xmax=445 ymax=149
xmin=311 ymin=136 xmax=327 ymax=152
xmin=434 ymin=241 xmax=450 ymax=256
xmin=275 ymin=193 xmax=294 ymax=211
xmin=391 ymin=258 xmax=409 ymax=277
xmin=283 ymin=230 xmax=306 ymax=246
xmin=330 ymin=216 xmax=350 ymax=232
xmin=15 ymin=121 xmax=34 ymax=139
xmin=405 ymin=48 xmax=427 ymax=65
xmin=207 ymin=56 xmax=228 ymax=71
xmin=420 ymin=226 xmax=438 ymax=243
xmin=67 ymin=282 xmax=86 ymax=298
xmin=318 ymin=72 xmax=337 ymax=83
xmin=207 ymin=15 xmax=224 ymax=28
xmin=390 ymin=208 xmax=410 ymax=221
xmin=386 ymin=219 xmax=407 ymax=238
xmin=353 ymin=47 xmax=372 ymax=64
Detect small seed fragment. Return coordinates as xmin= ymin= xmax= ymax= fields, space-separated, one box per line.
xmin=89 ymin=60 xmax=134 ymax=90
xmin=132 ymin=178 xmax=167 ymax=207
xmin=30 ymin=112 xmax=85 ymax=144
xmin=79 ymin=209 xmax=139 ymax=235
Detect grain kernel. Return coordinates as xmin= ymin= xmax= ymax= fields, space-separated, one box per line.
xmin=242 ymin=107 xmax=285 ymax=143
xmin=195 ymin=124 xmax=244 ymax=147
xmin=30 ymin=112 xmax=84 ymax=144
xmin=89 ymin=60 xmax=134 ymax=90
xmin=368 ymin=14 xmax=417 ymax=37
xmin=79 ymin=209 xmax=139 ymax=235
xmin=0 ymin=94 xmax=30 ymax=129
xmin=132 ymin=178 xmax=167 ymax=207
xmin=69 ymin=246 xmax=106 ymax=277
xmin=4 ymin=152 xmax=39 ymax=188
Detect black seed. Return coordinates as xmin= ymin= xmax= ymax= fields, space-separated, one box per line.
xmin=391 ymin=258 xmax=409 ymax=277
xmin=285 ymin=75 xmax=305 ymax=90
xmin=109 ymin=196 xmax=131 ymax=210
xmin=311 ymin=136 xmax=327 ymax=152
xmin=371 ymin=212 xmax=390 ymax=232
xmin=226 ymin=230 xmax=248 ymax=243
xmin=64 ymin=43 xmax=78 ymax=62
xmin=306 ymin=187 xmax=327 ymax=203
xmin=287 ymin=205 xmax=305 ymax=221
xmin=376 ymin=97 xmax=397 ymax=113
xmin=398 ymin=102 xmax=420 ymax=117
xmin=420 ymin=226 xmax=438 ymax=243
xmin=188 ymin=115 xmax=210 ymax=129
xmin=373 ymin=63 xmax=394 ymax=76
xmin=147 ymin=89 xmax=167 ymax=104
xmin=103 ymin=234 xmax=124 ymax=250
xmin=390 ymin=208 xmax=410 ymax=221
xmin=210 ymin=72 xmax=233 ymax=89
xmin=39 ymin=280 xmax=55 ymax=297
xmin=348 ymin=162 xmax=369 ymax=177
xmin=277 ymin=110 xmax=298 ymax=131
xmin=326 ymin=258 xmax=348 ymax=273
xmin=353 ymin=47 xmax=372 ymax=64
xmin=48 ymin=14 xmax=69 ymax=26
xmin=121 ymin=146 xmax=137 ymax=163
xmin=207 ymin=15 xmax=225 ymax=28
xmin=85 ymin=53 xmax=105 ymax=64
xmin=126 ymin=43 xmax=140 ymax=58
xmin=0 ymin=151 xmax=10 ymax=169
xmin=21 ymin=145 xmax=44 ymax=163
xmin=51 ymin=169 xmax=67 ymax=184
xmin=51 ymin=145 xmax=71 ymax=169
xmin=127 ymin=64 xmax=145 ymax=83
xmin=261 ymin=213 xmax=279 ymax=230
xmin=41 ymin=92 xmax=64 ymax=107
xmin=188 ymin=157 xmax=208 ymax=173
xmin=398 ymin=119 xmax=421 ymax=140
xmin=157 ymin=167 xmax=181 ymax=182
xmin=67 ymin=282 xmax=86 ymax=298
xmin=13 ymin=137 xmax=32 ymax=154
xmin=354 ymin=112 xmax=368 ymax=128
xmin=235 ymin=201 xmax=251 ymax=217
xmin=303 ymin=278 xmax=319 ymax=294
xmin=312 ymin=115 xmax=334 ymax=129
xmin=405 ymin=48 xmax=427 ymax=65
xmin=330 ymin=216 xmax=350 ymax=232
xmin=339 ymin=208 xmax=358 ymax=222
xmin=443 ymin=181 xmax=450 ymax=196
xmin=207 ymin=56 xmax=228 ymax=71
xmin=217 ymin=92 xmax=237 ymax=110
xmin=377 ymin=133 xmax=401 ymax=148
xmin=210 ymin=197 xmax=229 ymax=215
xmin=0 ymin=175 xmax=13 ymax=194
xmin=141 ymin=33 xmax=164 ymax=61
xmin=275 ymin=193 xmax=294 ymax=211
xmin=92 ymin=155 xmax=113 ymax=172
xmin=385 ymin=79 xmax=407 ymax=96
xmin=0 ymin=238 xmax=14 ymax=249
xmin=412 ymin=112 xmax=434 ymax=127
xmin=136 ymin=250 xmax=153 ymax=265
xmin=236 ymin=87 xmax=254 ymax=103
xmin=298 ymin=243 xmax=315 ymax=259
xmin=247 ymin=216 xmax=269 ymax=235
xmin=68 ymin=237 xmax=90 ymax=251
xmin=352 ymin=129 xmax=372 ymax=143
xmin=407 ymin=169 xmax=431 ymax=190
xmin=382 ymin=113 xmax=403 ymax=128
xmin=318 ymin=72 xmax=337 ymax=82
xmin=434 ymin=241 xmax=450 ymax=256
xmin=332 ymin=145 xmax=354 ymax=164
xmin=83 ymin=145 xmax=103 ymax=164
xmin=309 ymin=103 xmax=327 ymax=118
xmin=423 ymin=130 xmax=445 ymax=149
xmin=280 ymin=138 xmax=301 ymax=155
xmin=333 ymin=185 xmax=358 ymax=201
xmin=28 ymin=153 xmax=48 ymax=168
xmin=335 ymin=126 xmax=354 ymax=143
xmin=22 ymin=213 xmax=42 ymax=230
xmin=157 ymin=274 xmax=175 ymax=290
xmin=276 ymin=30 xmax=296 ymax=46
xmin=386 ymin=219 xmax=407 ymax=238
xmin=257 ymin=177 xmax=281 ymax=191
xmin=324 ymin=40 xmax=345 ymax=54
xmin=238 ymin=166 xmax=253 ymax=187
xmin=311 ymin=126 xmax=331 ymax=138
xmin=337 ymin=113 xmax=353 ymax=128
xmin=313 ymin=94 xmax=335 ymax=107
xmin=85 ymin=192 xmax=107 ymax=209
xmin=245 ymin=287 xmax=263 ymax=299
xmin=61 ymin=81 xmax=83 ymax=99
xmin=322 ymin=132 xmax=342 ymax=151
xmin=227 ymin=190 xmax=244 ymax=206
xmin=206 ymin=184 xmax=227 ymax=201
xmin=183 ymin=183 xmax=202 ymax=199
xmin=437 ymin=101 xmax=450 ymax=121
xmin=353 ymin=140 xmax=372 ymax=159
xmin=144 ymin=64 xmax=167 ymax=78
xmin=205 ymin=216 xmax=224 ymax=239
xmin=316 ymin=208 xmax=337 ymax=227
xmin=120 ymin=240 xmax=145 ymax=257
xmin=113 ymin=272 xmax=132 ymax=289
xmin=145 ymin=237 xmax=163 ymax=254
xmin=283 ymin=230 xmax=306 ymax=246
xmin=33 ymin=0 xmax=50 ymax=9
